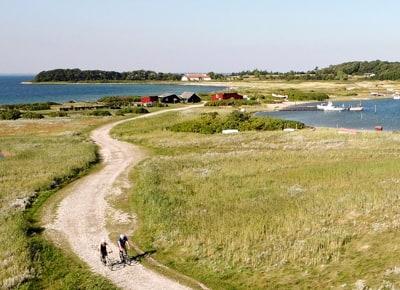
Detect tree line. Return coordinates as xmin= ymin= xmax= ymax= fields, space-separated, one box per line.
xmin=207 ymin=61 xmax=400 ymax=81
xmin=34 ymin=61 xmax=400 ymax=82
xmin=34 ymin=69 xmax=183 ymax=82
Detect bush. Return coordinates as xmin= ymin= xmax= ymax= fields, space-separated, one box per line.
xmin=22 ymin=111 xmax=45 ymax=119
xmin=281 ymin=89 xmax=328 ymax=101
xmin=169 ymin=111 xmax=305 ymax=134
xmin=48 ymin=111 xmax=69 ymax=117
xmin=98 ymin=96 xmax=141 ymax=108
xmin=88 ymin=110 xmax=112 ymax=116
xmin=0 ymin=110 xmax=22 ymax=120
xmin=116 ymin=107 xmax=150 ymax=116
xmin=205 ymin=99 xmax=259 ymax=106
xmin=0 ymin=102 xmax=58 ymax=111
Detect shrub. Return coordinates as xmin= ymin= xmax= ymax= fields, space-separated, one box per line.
xmin=22 ymin=111 xmax=44 ymax=119
xmin=48 ymin=111 xmax=69 ymax=117
xmin=88 ymin=110 xmax=112 ymax=116
xmin=116 ymin=107 xmax=150 ymax=116
xmin=154 ymin=102 xmax=168 ymax=107
xmin=169 ymin=111 xmax=305 ymax=134
xmin=0 ymin=110 xmax=22 ymax=120
xmin=98 ymin=96 xmax=141 ymax=108
xmin=282 ymin=89 xmax=329 ymax=101
xmin=205 ymin=99 xmax=259 ymax=106
xmin=0 ymin=102 xmax=58 ymax=111
xmin=133 ymin=107 xmax=149 ymax=114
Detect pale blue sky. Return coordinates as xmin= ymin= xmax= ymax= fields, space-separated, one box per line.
xmin=1 ymin=0 xmax=399 ymax=74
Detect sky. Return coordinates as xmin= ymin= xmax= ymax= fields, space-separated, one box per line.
xmin=1 ymin=0 xmax=400 ymax=74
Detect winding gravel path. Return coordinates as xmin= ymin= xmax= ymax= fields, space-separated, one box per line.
xmin=48 ymin=106 xmax=204 ymax=290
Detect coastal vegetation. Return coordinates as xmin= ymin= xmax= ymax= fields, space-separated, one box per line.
xmin=88 ymin=110 xmax=112 ymax=117
xmin=284 ymin=89 xmax=329 ymax=101
xmin=31 ymin=61 xmax=400 ymax=84
xmin=116 ymin=106 xmax=149 ymax=116
xmin=205 ymin=99 xmax=260 ymax=106
xmin=112 ymin=108 xmax=400 ymax=289
xmin=34 ymin=69 xmax=182 ymax=82
xmin=0 ymin=102 xmax=57 ymax=111
xmin=21 ymin=111 xmax=44 ymax=119
xmin=213 ymin=61 xmax=400 ymax=81
xmin=0 ymin=110 xmax=22 ymax=120
xmin=169 ymin=111 xmax=304 ymax=134
xmin=98 ymin=96 xmax=141 ymax=107
xmin=0 ymin=118 xmax=117 ymax=289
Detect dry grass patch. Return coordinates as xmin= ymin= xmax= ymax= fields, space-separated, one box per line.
xmin=0 ymin=117 xmax=115 ymax=289
xmin=113 ymin=109 xmax=400 ymax=289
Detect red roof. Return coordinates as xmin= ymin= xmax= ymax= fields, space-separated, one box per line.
xmin=211 ymin=93 xmax=243 ymax=101
xmin=141 ymin=96 xmax=159 ymax=103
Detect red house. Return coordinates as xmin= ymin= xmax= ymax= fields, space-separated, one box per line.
xmin=141 ymin=96 xmax=159 ymax=104
xmin=211 ymin=92 xmax=243 ymax=101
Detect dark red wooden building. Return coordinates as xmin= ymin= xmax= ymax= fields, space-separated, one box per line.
xmin=211 ymin=92 xmax=243 ymax=101
xmin=141 ymin=96 xmax=159 ymax=104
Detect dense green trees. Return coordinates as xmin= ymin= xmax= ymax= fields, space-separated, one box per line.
xmin=33 ymin=61 xmax=400 ymax=82
xmin=210 ymin=61 xmax=400 ymax=81
xmin=34 ymin=69 xmax=183 ymax=82
xmin=169 ymin=111 xmax=305 ymax=134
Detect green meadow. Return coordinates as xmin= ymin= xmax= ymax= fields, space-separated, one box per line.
xmin=113 ymin=108 xmax=400 ymax=289
xmin=0 ymin=117 xmax=117 ymax=289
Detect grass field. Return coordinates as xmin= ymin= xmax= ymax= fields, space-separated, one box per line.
xmin=112 ymin=107 xmax=400 ymax=289
xmin=209 ymin=79 xmax=400 ymax=100
xmin=0 ymin=117 xmax=118 ymax=289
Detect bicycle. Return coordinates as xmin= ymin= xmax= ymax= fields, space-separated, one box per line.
xmin=119 ymin=249 xmax=133 ymax=266
xmin=100 ymin=251 xmax=116 ymax=270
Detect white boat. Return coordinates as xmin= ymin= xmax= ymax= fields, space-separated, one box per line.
xmin=317 ymin=102 xmax=346 ymax=111
xmin=349 ymin=106 xmax=364 ymax=112
xmin=349 ymin=102 xmax=364 ymax=111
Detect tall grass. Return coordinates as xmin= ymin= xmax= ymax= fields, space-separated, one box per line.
xmin=113 ymin=109 xmax=400 ymax=289
xmin=0 ymin=118 xmax=116 ymax=289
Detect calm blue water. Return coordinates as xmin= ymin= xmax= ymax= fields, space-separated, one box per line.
xmin=0 ymin=75 xmax=226 ymax=104
xmin=256 ymin=99 xmax=400 ymax=131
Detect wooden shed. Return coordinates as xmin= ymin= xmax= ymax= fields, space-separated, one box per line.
xmin=159 ymin=94 xmax=181 ymax=103
xmin=180 ymin=92 xmax=201 ymax=103
xmin=141 ymin=96 xmax=159 ymax=104
xmin=211 ymin=92 xmax=243 ymax=101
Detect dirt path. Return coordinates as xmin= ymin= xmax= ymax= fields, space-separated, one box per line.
xmin=48 ymin=106 xmax=204 ymax=290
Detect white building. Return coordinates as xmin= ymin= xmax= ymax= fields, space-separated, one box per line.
xmin=181 ymin=73 xmax=212 ymax=82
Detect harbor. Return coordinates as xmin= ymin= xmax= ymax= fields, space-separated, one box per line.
xmin=257 ymin=98 xmax=400 ymax=131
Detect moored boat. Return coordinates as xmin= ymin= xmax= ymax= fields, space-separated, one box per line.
xmin=349 ymin=106 xmax=364 ymax=111
xmin=317 ymin=102 xmax=346 ymax=111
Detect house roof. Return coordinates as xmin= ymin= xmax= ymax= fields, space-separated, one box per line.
xmin=159 ymin=93 xmax=179 ymax=98
xmin=180 ymin=92 xmax=198 ymax=99
xmin=183 ymin=73 xmax=210 ymax=78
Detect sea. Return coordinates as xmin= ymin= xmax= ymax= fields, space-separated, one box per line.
xmin=256 ymin=99 xmax=400 ymax=131
xmin=0 ymin=75 xmax=226 ymax=105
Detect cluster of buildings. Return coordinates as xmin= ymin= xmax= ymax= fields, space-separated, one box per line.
xmin=181 ymin=73 xmax=212 ymax=82
xmin=141 ymin=92 xmax=245 ymax=105
xmin=141 ymin=92 xmax=202 ymax=106
xmin=58 ymin=92 xmax=246 ymax=111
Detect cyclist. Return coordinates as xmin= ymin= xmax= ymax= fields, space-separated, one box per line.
xmin=118 ymin=234 xmax=130 ymax=262
xmin=99 ymin=240 xmax=108 ymax=265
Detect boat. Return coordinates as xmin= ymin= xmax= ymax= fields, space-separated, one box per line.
xmin=393 ymin=94 xmax=400 ymax=100
xmin=349 ymin=106 xmax=364 ymax=112
xmin=349 ymin=102 xmax=364 ymax=111
xmin=317 ymin=102 xmax=346 ymax=111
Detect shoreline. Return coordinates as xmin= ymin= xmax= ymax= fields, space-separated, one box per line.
xmin=23 ymin=80 xmax=230 ymax=87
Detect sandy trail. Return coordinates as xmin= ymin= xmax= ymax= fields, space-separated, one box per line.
xmin=48 ymin=106 xmax=203 ymax=290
